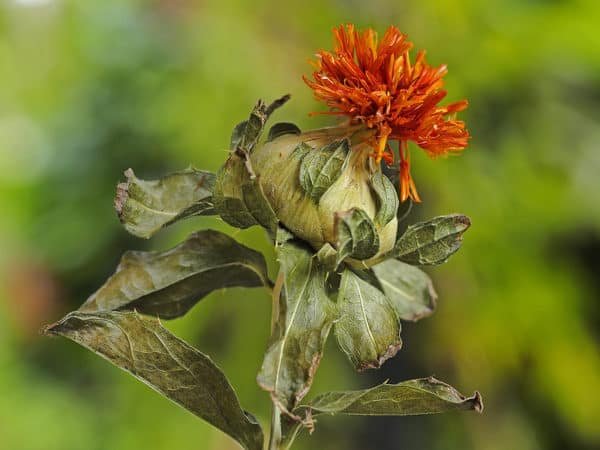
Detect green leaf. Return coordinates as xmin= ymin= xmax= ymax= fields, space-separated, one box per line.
xmin=257 ymin=240 xmax=335 ymax=411
xmin=114 ymin=167 xmax=215 ymax=239
xmin=334 ymin=268 xmax=401 ymax=370
xmin=241 ymin=177 xmax=278 ymax=234
xmin=283 ymin=377 xmax=481 ymax=449
xmin=78 ymin=230 xmax=270 ymax=319
xmin=230 ymin=120 xmax=249 ymax=151
xmin=44 ymin=311 xmax=264 ymax=450
xmin=299 ymin=139 xmax=350 ymax=203
xmin=335 ymin=208 xmax=380 ymax=263
xmin=267 ymin=122 xmax=301 ymax=142
xmin=299 ymin=140 xmax=347 ymax=201
xmin=216 ymin=98 xmax=291 ymax=231
xmin=370 ymin=170 xmax=399 ymax=227
xmin=213 ymin=153 xmax=278 ymax=231
xmin=303 ymin=377 xmax=482 ymax=416
xmin=393 ymin=214 xmax=471 ymax=265
xmin=213 ymin=154 xmax=259 ymax=229
xmin=231 ymin=95 xmax=291 ymax=153
xmin=372 ymin=259 xmax=437 ymax=322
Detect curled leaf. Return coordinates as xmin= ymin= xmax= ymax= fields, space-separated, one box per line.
xmin=267 ymin=122 xmax=301 ymax=142
xmin=370 ymin=170 xmax=399 ymax=228
xmin=282 ymin=377 xmax=482 ymax=448
xmin=213 ymin=153 xmax=278 ymax=231
xmin=241 ymin=177 xmax=278 ymax=233
xmin=299 ymin=139 xmax=349 ymax=203
xmin=335 ymin=208 xmax=380 ymax=263
xmin=231 ymin=95 xmax=291 ymax=153
xmin=115 ymin=167 xmax=215 ymax=239
xmin=79 ymin=230 xmax=270 ymax=319
xmin=304 ymin=377 xmax=482 ymax=416
xmin=44 ymin=311 xmax=264 ymax=450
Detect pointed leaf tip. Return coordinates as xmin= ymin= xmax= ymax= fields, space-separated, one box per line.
xmin=392 ymin=214 xmax=471 ymax=266
xmin=282 ymin=377 xmax=483 ymax=448
xmin=303 ymin=376 xmax=483 ymax=416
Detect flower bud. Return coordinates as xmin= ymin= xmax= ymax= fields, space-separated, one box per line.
xmin=251 ymin=126 xmax=398 ymax=265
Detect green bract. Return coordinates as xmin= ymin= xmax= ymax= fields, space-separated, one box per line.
xmin=251 ymin=127 xmax=398 ymax=266
xmin=45 ymin=97 xmax=480 ymax=450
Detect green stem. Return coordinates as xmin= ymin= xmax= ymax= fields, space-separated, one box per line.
xmin=268 ymin=404 xmax=282 ymax=450
xmin=268 ymin=272 xmax=284 ymax=450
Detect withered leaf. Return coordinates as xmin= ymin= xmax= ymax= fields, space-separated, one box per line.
xmin=213 ymin=153 xmax=259 ymax=229
xmin=283 ymin=377 xmax=482 ymax=448
xmin=44 ymin=311 xmax=264 ymax=450
xmin=114 ymin=167 xmax=215 ymax=239
xmin=334 ymin=268 xmax=401 ymax=371
xmin=213 ymin=153 xmax=277 ymax=231
xmin=257 ymin=239 xmax=335 ymax=411
xmin=231 ymin=95 xmax=291 ymax=153
xmin=393 ymin=214 xmax=471 ymax=265
xmin=79 ymin=230 xmax=269 ymax=319
xmin=372 ymin=259 xmax=437 ymax=322
xmin=304 ymin=377 xmax=483 ymax=416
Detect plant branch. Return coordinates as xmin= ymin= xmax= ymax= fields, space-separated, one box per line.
xmin=267 ymin=404 xmax=282 ymax=450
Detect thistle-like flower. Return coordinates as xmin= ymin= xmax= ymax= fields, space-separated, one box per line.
xmin=305 ymin=24 xmax=469 ymax=202
xmin=45 ymin=23 xmax=481 ymax=450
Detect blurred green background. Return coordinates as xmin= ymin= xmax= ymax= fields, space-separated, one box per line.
xmin=1 ymin=0 xmax=599 ymax=449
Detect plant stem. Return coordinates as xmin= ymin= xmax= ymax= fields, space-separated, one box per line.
xmin=268 ymin=273 xmax=284 ymax=450
xmin=268 ymin=404 xmax=282 ymax=450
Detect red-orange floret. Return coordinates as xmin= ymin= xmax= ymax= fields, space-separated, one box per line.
xmin=304 ymin=24 xmax=469 ymax=202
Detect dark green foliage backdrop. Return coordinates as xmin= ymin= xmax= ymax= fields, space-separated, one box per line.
xmin=1 ymin=1 xmax=599 ymax=449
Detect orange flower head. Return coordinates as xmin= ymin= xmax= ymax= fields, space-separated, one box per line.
xmin=304 ymin=24 xmax=470 ymax=202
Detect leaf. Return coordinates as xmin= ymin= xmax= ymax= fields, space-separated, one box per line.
xmin=334 ymin=268 xmax=401 ymax=370
xmin=79 ymin=230 xmax=270 ymax=319
xmin=44 ymin=311 xmax=264 ymax=450
xmin=241 ymin=177 xmax=278 ymax=234
xmin=335 ymin=208 xmax=380 ymax=263
xmin=315 ymin=243 xmax=338 ymax=272
xmin=257 ymin=239 xmax=335 ymax=411
xmin=370 ymin=170 xmax=399 ymax=227
xmin=213 ymin=154 xmax=259 ymax=229
xmin=372 ymin=259 xmax=437 ymax=322
xmin=282 ymin=378 xmax=482 ymax=449
xmin=230 ymin=120 xmax=249 ymax=151
xmin=299 ymin=139 xmax=350 ymax=202
xmin=231 ymin=95 xmax=291 ymax=153
xmin=393 ymin=214 xmax=471 ymax=265
xmin=213 ymin=154 xmax=278 ymax=231
xmin=267 ymin=122 xmax=301 ymax=142
xmin=114 ymin=168 xmax=215 ymax=239
xmin=303 ymin=377 xmax=483 ymax=416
